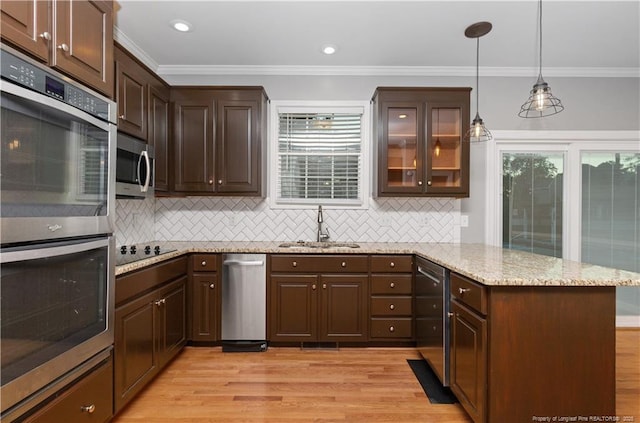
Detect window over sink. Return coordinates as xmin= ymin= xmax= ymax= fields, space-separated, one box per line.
xmin=269 ymin=101 xmax=370 ymax=208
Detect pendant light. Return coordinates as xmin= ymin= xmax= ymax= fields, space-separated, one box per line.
xmin=464 ymin=21 xmax=492 ymax=143
xmin=519 ymin=0 xmax=564 ymax=118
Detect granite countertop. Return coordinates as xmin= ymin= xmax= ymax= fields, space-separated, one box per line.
xmin=115 ymin=241 xmax=640 ymax=287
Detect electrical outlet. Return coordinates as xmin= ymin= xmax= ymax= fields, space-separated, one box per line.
xmin=421 ymin=216 xmax=429 ymax=226
xmin=460 ymin=215 xmax=469 ymax=228
xmin=380 ymin=216 xmax=391 ymax=227
xmin=228 ymin=215 xmax=238 ymax=226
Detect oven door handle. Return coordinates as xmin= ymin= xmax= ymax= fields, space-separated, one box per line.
xmin=137 ymin=150 xmax=151 ymax=193
xmin=0 ymin=238 xmax=110 ymax=263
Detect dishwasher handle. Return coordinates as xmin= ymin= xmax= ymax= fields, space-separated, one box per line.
xmin=223 ymin=259 xmax=265 ymax=266
xmin=417 ymin=266 xmax=443 ymax=285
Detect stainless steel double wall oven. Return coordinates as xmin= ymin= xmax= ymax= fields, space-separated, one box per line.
xmin=0 ymin=44 xmax=117 ymax=420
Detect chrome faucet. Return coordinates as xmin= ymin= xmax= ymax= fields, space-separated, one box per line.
xmin=317 ymin=205 xmax=330 ymax=242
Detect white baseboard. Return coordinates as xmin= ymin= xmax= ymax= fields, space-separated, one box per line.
xmin=616 ymin=315 xmax=640 ymax=328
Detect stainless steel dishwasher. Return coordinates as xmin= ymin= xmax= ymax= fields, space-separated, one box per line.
xmin=415 ymin=256 xmax=450 ymax=386
xmin=221 ymin=253 xmax=267 ymax=352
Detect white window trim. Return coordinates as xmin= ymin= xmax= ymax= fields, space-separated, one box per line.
xmin=484 ymin=130 xmax=640 ymax=263
xmin=268 ymin=100 xmax=371 ymax=210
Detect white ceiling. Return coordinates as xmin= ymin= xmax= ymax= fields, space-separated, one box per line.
xmin=114 ymin=0 xmax=640 ymax=77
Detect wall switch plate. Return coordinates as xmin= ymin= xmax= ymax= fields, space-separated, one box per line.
xmin=460 ymin=215 xmax=469 ymax=227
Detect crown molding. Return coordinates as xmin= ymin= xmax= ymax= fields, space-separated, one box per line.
xmin=156 ymin=64 xmax=639 ymax=78
xmin=113 ymin=27 xmax=160 ymax=73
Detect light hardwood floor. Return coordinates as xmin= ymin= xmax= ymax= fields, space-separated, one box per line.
xmin=112 ymin=330 xmax=639 ymax=423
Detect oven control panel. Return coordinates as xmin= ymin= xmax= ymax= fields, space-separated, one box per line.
xmin=0 ymin=45 xmax=111 ymax=122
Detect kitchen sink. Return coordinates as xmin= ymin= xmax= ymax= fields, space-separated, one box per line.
xmin=278 ymin=241 xmax=360 ymax=249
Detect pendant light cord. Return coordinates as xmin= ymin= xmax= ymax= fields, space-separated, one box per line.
xmin=476 ymin=36 xmax=480 ymax=114
xmin=538 ymin=0 xmax=543 ymax=79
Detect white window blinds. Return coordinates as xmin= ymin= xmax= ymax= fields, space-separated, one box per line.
xmin=277 ymin=111 xmax=362 ymax=204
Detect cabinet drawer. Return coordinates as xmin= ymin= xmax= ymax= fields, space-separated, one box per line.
xmin=25 ymin=357 xmax=113 ymax=423
xmin=191 ymin=254 xmax=218 ymax=272
xmin=370 ymin=318 xmax=412 ymax=338
xmin=116 ymin=256 xmax=187 ymax=305
xmin=270 ymin=255 xmax=368 ymax=273
xmin=450 ymin=273 xmax=487 ymax=315
xmin=370 ymin=255 xmax=413 ymax=273
xmin=371 ymin=275 xmax=412 ymax=294
xmin=371 ymin=297 xmax=412 ymax=316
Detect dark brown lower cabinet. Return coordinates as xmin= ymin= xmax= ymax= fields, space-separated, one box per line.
xmin=269 ymin=255 xmax=368 ymax=343
xmin=22 ymin=355 xmax=113 ymax=423
xmin=189 ymin=254 xmax=220 ymax=342
xmin=450 ymin=272 xmax=616 ymax=423
xmin=114 ymin=258 xmax=187 ymax=414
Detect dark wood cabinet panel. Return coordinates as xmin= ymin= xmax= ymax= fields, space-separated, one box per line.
xmin=190 ymin=274 xmax=220 ymax=341
xmin=155 ymin=277 xmax=187 ymax=365
xmin=23 ymin=356 xmax=113 ymax=423
xmin=0 ymin=0 xmax=49 ymax=61
xmin=319 ymin=275 xmax=368 ymax=341
xmin=1 ymin=0 xmax=113 ymax=97
xmin=52 ymin=0 xmax=113 ymax=97
xmin=373 ymin=87 xmax=470 ymax=197
xmin=269 ymin=274 xmax=318 ymax=342
xmin=148 ymin=83 xmax=170 ymax=191
xmin=115 ymin=46 xmax=147 ymax=139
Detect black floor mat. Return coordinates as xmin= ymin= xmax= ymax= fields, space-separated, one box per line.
xmin=407 ymin=359 xmax=458 ymax=404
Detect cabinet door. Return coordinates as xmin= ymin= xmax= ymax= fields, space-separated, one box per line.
xmin=149 ymin=83 xmax=170 ymax=192
xmin=319 ymin=275 xmax=368 ymax=342
xmin=52 ymin=0 xmax=113 ymax=97
xmin=0 ymin=0 xmax=49 ymax=61
xmin=172 ymin=90 xmax=216 ymax=192
xmin=426 ymin=99 xmax=470 ymax=196
xmin=450 ymin=300 xmax=487 ymax=423
xmin=156 ymin=277 xmax=187 ymax=367
xmin=190 ymin=273 xmax=219 ymax=342
xmin=215 ymin=99 xmax=260 ymax=194
xmin=379 ymin=101 xmax=425 ymax=194
xmin=269 ymin=274 xmax=318 ymax=342
xmin=114 ymin=290 xmax=158 ymax=413
xmin=115 ymin=47 xmax=146 ymax=139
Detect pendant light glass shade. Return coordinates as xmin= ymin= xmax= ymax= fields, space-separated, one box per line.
xmin=464 ymin=22 xmax=492 ymax=143
xmin=519 ymin=0 xmax=564 ymax=118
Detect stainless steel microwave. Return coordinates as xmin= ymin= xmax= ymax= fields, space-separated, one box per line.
xmin=116 ymin=132 xmax=154 ymax=199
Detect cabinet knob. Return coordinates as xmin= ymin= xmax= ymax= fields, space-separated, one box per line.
xmin=458 ymin=287 xmax=470 ymax=295
xmin=209 ymin=283 xmax=215 ymax=289
xmin=433 ymin=304 xmax=437 ymax=309
xmin=39 ymin=31 xmax=51 ymax=41
xmin=201 ymin=261 xmax=207 ymax=266
xmin=80 ymin=404 xmax=96 ymax=414
xmin=427 ymin=180 xmax=432 ymax=186
xmin=323 ymin=283 xmax=327 ymax=289
xmin=447 ymin=312 xmax=454 ymax=318
xmin=292 ymin=261 xmax=297 ymax=267
xmin=418 ymin=181 xmax=423 ymax=186
xmin=208 ymin=179 xmax=214 ymax=185
xmin=390 ymin=262 xmax=395 ymax=268
xmin=432 ymin=325 xmax=437 ymax=331
xmin=119 ymin=114 xmax=126 ymax=119
xmin=341 ymin=261 xmax=346 ymax=268
xmin=218 ymin=179 xmax=223 ymax=185
xmin=389 ymin=282 xmax=395 ymax=288
xmin=58 ymin=43 xmax=69 ymax=52
xmin=312 ymin=284 xmax=316 ymax=290
xmin=389 ymin=326 xmax=395 ymax=332
xmin=389 ymin=304 xmax=395 ymax=310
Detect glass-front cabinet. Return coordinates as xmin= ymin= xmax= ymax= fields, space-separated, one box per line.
xmin=374 ymin=87 xmax=470 ymax=197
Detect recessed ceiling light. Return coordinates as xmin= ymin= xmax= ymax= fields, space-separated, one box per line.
xmin=171 ymin=19 xmax=192 ymax=32
xmin=322 ymin=45 xmax=337 ymax=55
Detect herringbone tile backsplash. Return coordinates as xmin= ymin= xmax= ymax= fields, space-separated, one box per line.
xmin=114 ymin=197 xmax=461 ymax=246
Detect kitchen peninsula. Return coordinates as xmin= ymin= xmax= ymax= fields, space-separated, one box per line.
xmin=115 ymin=242 xmax=640 ymax=423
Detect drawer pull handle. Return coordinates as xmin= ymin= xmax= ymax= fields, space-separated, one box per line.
xmin=458 ymin=287 xmax=471 ymax=295
xmin=389 ymin=282 xmax=395 ymax=288
xmin=81 ymin=404 xmax=96 ymax=414
xmin=312 ymin=284 xmax=316 ymax=290
xmin=341 ymin=261 xmax=346 ymax=267
xmin=389 ymin=326 xmax=395 ymax=332
xmin=390 ymin=262 xmax=395 ymax=268
xmin=389 ymin=304 xmax=395 ymax=310
xmin=292 ymin=261 xmax=297 ymax=267
xmin=201 ymin=261 xmax=207 ymax=266
xmin=209 ymin=283 xmax=215 ymax=289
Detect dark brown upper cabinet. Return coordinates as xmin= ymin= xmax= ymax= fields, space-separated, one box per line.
xmin=171 ymin=87 xmax=267 ymax=196
xmin=373 ymin=87 xmax=471 ymax=197
xmin=1 ymin=0 xmax=114 ymax=97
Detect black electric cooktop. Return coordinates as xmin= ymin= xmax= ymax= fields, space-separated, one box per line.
xmin=116 ymin=245 xmax=177 ymax=266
